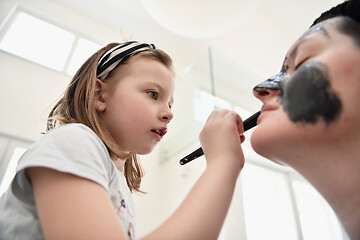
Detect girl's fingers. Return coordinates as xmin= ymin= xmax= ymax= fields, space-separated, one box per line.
xmin=205 ymin=109 xmax=245 ymax=143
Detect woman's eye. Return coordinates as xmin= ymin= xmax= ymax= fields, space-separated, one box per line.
xmin=294 ymin=57 xmax=308 ymax=70
xmin=147 ymin=91 xmax=158 ymax=100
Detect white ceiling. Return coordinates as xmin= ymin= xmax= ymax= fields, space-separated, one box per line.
xmin=47 ymin=0 xmax=341 ymax=103
xmin=50 ymin=0 xmax=339 ymax=74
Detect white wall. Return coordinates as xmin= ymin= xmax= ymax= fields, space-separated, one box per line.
xmin=0 ymin=51 xmax=68 ymax=141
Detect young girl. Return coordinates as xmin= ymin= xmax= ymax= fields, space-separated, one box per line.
xmin=251 ymin=1 xmax=360 ymax=239
xmin=0 ymin=41 xmax=245 ymax=239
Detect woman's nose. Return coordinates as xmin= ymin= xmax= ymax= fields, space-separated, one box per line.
xmin=253 ymin=87 xmax=280 ymax=102
xmin=253 ymin=73 xmax=283 ymax=102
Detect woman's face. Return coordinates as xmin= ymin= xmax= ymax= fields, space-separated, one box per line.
xmin=251 ymin=17 xmax=360 ymax=164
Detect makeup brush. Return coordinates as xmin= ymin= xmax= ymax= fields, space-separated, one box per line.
xmin=179 ymin=111 xmax=260 ymax=165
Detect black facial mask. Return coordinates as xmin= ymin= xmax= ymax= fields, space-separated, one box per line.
xmin=254 ymin=62 xmax=342 ymax=124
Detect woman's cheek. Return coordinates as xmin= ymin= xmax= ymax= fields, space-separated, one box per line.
xmin=278 ymin=62 xmax=342 ymax=124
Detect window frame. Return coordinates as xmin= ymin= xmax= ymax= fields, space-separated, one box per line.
xmin=0 ymin=134 xmax=32 ymax=197
xmin=0 ymin=6 xmax=103 ymax=76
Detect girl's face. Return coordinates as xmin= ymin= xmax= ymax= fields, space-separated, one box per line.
xmin=97 ymin=55 xmax=174 ymax=155
xmin=251 ymin=17 xmax=360 ymax=164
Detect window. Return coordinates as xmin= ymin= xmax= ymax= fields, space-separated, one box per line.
xmin=0 ymin=12 xmax=75 ymax=71
xmin=292 ymin=180 xmax=345 ymax=240
xmin=241 ymin=164 xmax=299 ymax=240
xmin=66 ymin=38 xmax=102 ymax=76
xmin=0 ymin=10 xmax=101 ymax=75
xmin=0 ymin=146 xmax=27 ymax=197
xmin=240 ymin=163 xmax=348 ymax=240
xmin=0 ymin=136 xmax=30 ymax=197
xmin=193 ymin=89 xmax=251 ymax=123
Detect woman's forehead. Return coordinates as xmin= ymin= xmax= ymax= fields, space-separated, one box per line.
xmin=299 ymin=17 xmax=347 ymax=42
xmin=285 ymin=18 xmax=341 ymax=58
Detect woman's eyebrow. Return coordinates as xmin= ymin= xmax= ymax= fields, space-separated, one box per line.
xmin=287 ymin=39 xmax=306 ymax=61
xmin=300 ymin=25 xmax=330 ymax=40
xmin=291 ymin=27 xmax=330 ymax=58
xmin=280 ymin=39 xmax=306 ymax=72
xmin=281 ymin=26 xmax=330 ymax=71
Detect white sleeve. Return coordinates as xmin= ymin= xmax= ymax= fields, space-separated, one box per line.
xmin=12 ymin=124 xmax=112 ymax=203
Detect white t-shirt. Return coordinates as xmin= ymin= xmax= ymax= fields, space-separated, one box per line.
xmin=0 ymin=123 xmax=136 ymax=240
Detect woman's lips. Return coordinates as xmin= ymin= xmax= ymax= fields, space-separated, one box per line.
xmin=261 ymin=104 xmax=277 ymax=113
xmin=258 ymin=105 xmax=278 ymax=124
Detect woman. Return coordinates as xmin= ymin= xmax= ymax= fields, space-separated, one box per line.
xmin=251 ymin=1 xmax=360 ymax=239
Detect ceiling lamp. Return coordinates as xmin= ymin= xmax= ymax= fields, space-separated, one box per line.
xmin=140 ymin=0 xmax=264 ymax=39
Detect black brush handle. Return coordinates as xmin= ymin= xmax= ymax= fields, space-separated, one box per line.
xmin=179 ymin=111 xmax=260 ymax=165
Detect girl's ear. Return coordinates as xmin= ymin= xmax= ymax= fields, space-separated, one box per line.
xmin=95 ymin=79 xmax=106 ymax=112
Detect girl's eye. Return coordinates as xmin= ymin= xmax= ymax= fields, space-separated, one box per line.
xmin=147 ymin=91 xmax=158 ymax=100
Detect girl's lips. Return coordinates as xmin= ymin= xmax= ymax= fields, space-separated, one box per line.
xmin=151 ymin=127 xmax=167 ymax=141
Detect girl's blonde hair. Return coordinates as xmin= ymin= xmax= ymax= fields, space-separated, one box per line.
xmin=47 ymin=42 xmax=173 ymax=192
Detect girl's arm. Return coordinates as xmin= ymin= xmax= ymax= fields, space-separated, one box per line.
xmin=28 ymin=109 xmax=244 ymax=240
xmin=27 ymin=167 xmax=131 ymax=240
xmin=142 ymin=109 xmax=245 ymax=240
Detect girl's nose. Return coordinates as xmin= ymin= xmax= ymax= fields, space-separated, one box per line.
xmin=160 ymin=108 xmax=173 ymax=124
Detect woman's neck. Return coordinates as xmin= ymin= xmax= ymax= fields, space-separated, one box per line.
xmin=288 ymin=141 xmax=360 ymax=239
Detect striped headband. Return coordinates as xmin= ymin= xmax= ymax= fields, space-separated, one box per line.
xmin=97 ymin=41 xmax=156 ymax=80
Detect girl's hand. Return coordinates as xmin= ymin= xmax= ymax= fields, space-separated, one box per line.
xmin=199 ymin=109 xmax=245 ymax=172
xmin=143 ymin=110 xmax=245 ymax=240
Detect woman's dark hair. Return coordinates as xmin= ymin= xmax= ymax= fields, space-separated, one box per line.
xmin=311 ymin=0 xmax=360 ymax=47
xmin=311 ymin=0 xmax=360 ymax=27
